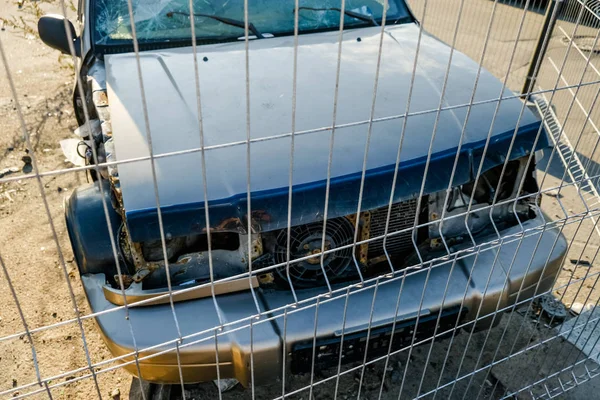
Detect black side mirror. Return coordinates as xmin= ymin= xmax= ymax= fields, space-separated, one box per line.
xmin=38 ymin=14 xmax=80 ymax=57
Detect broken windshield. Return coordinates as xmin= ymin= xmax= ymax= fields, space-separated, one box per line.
xmin=92 ymin=0 xmax=411 ymax=46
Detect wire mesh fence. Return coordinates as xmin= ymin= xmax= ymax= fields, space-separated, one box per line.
xmin=1 ymin=0 xmax=600 ymax=399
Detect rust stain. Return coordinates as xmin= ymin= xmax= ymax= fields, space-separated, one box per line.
xmin=113 ymin=274 xmax=134 ymax=289
xmin=93 ymin=90 xmax=109 ymax=107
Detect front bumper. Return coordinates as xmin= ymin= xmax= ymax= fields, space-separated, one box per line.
xmin=82 ymin=214 xmax=567 ymax=386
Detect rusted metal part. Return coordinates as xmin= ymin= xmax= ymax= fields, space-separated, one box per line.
xmin=240 ymin=233 xmax=263 ymax=260
xmin=257 ymin=273 xmax=274 ymax=284
xmin=113 ymin=266 xmax=159 ymax=290
xmin=118 ymin=225 xmax=165 ymax=283
xmin=103 ymin=276 xmax=259 ymax=306
xmin=430 ymin=237 xmax=443 ymax=250
xmin=131 ymin=264 xmax=160 ymax=283
xmin=210 ymin=217 xmax=244 ymax=232
xmin=130 ymin=241 xmax=147 ymax=271
xmin=93 ymin=90 xmax=109 ymax=107
xmin=117 ymin=223 xmax=133 ymax=264
xmin=360 ymin=211 xmax=370 ymax=265
xmin=304 ymin=240 xmax=331 ymax=265
xmin=111 ymin=179 xmax=124 ymax=215
xmin=113 ymin=274 xmax=134 ymax=289
xmin=346 ymin=211 xmax=371 ymax=265
xmin=250 ymin=210 xmax=271 ymax=223
xmin=254 ymin=234 xmax=263 ymax=257
xmin=204 ymin=210 xmax=270 ymax=235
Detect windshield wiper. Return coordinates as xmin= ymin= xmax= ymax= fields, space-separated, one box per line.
xmin=294 ymin=6 xmax=378 ymax=26
xmin=166 ymin=11 xmax=264 ymax=39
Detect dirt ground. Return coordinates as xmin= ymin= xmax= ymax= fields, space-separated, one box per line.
xmin=0 ymin=1 xmax=130 ymax=399
xmin=1 ymin=0 xmax=600 ymax=399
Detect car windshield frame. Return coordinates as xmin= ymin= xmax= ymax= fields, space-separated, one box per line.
xmin=90 ymin=0 xmax=414 ymax=55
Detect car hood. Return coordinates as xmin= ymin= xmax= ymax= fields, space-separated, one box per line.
xmin=105 ymin=23 xmax=548 ymax=241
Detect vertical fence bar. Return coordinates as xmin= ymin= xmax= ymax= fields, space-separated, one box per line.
xmin=522 ymin=0 xmax=564 ymax=96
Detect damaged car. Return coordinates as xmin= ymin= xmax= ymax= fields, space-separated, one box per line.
xmin=38 ymin=0 xmax=567 ymax=387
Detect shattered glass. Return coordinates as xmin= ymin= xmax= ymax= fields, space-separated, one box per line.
xmin=93 ymin=0 xmax=409 ymax=45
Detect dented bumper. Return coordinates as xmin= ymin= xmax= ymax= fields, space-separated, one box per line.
xmin=81 ymin=214 xmax=566 ymax=386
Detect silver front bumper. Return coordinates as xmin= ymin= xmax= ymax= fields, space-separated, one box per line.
xmin=82 ymin=214 xmax=567 ymax=386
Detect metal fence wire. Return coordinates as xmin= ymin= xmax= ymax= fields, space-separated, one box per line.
xmin=2 ymin=0 xmax=600 ymax=398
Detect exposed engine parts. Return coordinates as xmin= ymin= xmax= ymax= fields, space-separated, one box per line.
xmin=109 ymin=154 xmax=539 ymax=292
xmin=271 ymin=217 xmax=356 ymax=287
xmin=428 ymin=158 xmax=539 ymax=247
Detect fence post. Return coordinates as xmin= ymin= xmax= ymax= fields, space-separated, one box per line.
xmin=521 ymin=0 xmax=564 ymax=97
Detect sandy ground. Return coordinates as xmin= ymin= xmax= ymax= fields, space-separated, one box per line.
xmin=1 ymin=0 xmax=600 ymax=399
xmin=0 ymin=1 xmax=130 ymax=399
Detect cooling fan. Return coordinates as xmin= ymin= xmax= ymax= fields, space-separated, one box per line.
xmin=274 ymin=217 xmax=356 ymax=287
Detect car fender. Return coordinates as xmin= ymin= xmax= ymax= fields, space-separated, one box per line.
xmin=64 ymin=180 xmax=124 ymax=275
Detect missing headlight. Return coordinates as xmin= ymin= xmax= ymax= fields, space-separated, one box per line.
xmin=428 ymin=156 xmax=538 ymax=243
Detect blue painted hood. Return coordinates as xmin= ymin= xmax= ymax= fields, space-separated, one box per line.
xmin=104 ymin=23 xmax=549 ymax=242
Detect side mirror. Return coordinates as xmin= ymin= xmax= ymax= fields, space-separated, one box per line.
xmin=38 ymin=14 xmax=80 ymax=57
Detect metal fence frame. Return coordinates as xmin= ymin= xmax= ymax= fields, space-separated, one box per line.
xmin=2 ymin=0 xmax=600 ymax=398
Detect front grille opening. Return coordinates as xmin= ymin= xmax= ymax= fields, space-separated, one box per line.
xmin=461 ymin=160 xmax=520 ymax=205
xmin=366 ymin=198 xmax=429 ymax=273
xmin=425 ymin=157 xmax=539 ymax=250
xmin=368 ymin=199 xmax=421 ymax=259
xmin=140 ymin=232 xmax=240 ymax=262
xmin=265 ymin=198 xmax=429 ymax=289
